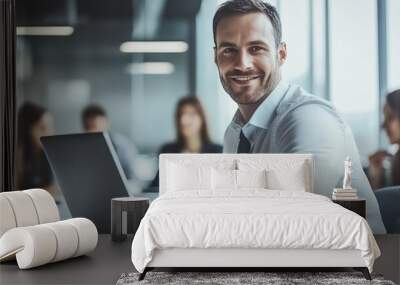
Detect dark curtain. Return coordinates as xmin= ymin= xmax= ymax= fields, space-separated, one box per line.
xmin=0 ymin=0 xmax=17 ymax=192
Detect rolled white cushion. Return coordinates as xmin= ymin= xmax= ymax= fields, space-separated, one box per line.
xmin=0 ymin=189 xmax=59 ymax=239
xmin=0 ymin=191 xmax=39 ymax=227
xmin=0 ymin=196 xmax=17 ymax=237
xmin=42 ymin=221 xmax=79 ymax=262
xmin=0 ymin=226 xmax=57 ymax=269
xmin=64 ymin=218 xmax=98 ymax=257
xmin=0 ymin=218 xmax=98 ymax=269
xmin=23 ymin=189 xmax=59 ymax=223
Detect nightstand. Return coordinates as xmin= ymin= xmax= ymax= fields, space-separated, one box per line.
xmin=111 ymin=197 xmax=150 ymax=242
xmin=332 ymin=198 xmax=366 ymax=218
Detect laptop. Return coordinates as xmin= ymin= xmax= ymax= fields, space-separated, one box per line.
xmin=41 ymin=132 xmax=130 ymax=233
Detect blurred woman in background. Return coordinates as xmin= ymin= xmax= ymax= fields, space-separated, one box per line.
xmin=368 ymin=89 xmax=400 ymax=189
xmin=16 ymin=102 xmax=57 ymax=197
xmin=160 ymin=96 xmax=222 ymax=154
xmin=149 ymin=96 xmax=222 ymax=189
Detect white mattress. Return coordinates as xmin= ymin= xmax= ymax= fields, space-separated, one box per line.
xmin=131 ymin=190 xmax=380 ymax=273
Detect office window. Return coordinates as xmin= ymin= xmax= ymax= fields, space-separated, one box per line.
xmin=311 ymin=0 xmax=328 ymax=98
xmin=387 ymin=0 xmax=400 ymax=91
xmin=328 ymin=0 xmax=379 ymax=164
xmin=14 ymin=0 xmax=201 ymax=197
xmin=196 ymin=0 xmax=235 ymax=141
xmin=280 ymin=0 xmax=311 ymax=91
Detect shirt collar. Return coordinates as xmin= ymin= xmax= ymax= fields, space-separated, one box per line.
xmin=232 ymin=80 xmax=289 ymax=130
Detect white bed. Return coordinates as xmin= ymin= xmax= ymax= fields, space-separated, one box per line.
xmin=131 ymin=154 xmax=380 ymax=280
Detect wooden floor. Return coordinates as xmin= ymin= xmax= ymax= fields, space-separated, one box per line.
xmin=0 ymin=234 xmax=398 ymax=285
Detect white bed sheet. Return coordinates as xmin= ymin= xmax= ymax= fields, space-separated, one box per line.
xmin=131 ymin=189 xmax=380 ymax=273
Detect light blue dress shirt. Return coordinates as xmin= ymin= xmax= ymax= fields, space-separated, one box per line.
xmin=224 ymin=80 xmax=386 ymax=234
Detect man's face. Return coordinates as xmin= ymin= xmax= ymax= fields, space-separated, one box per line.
xmin=214 ymin=12 xmax=286 ymax=105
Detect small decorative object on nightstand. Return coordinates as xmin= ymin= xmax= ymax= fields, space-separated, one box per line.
xmin=332 ymin=198 xmax=366 ymax=218
xmin=111 ymin=197 xmax=149 ymax=242
xmin=332 ymin=156 xmax=359 ymax=200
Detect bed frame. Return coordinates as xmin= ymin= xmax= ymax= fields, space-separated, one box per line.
xmin=139 ymin=248 xmax=371 ymax=280
xmin=139 ymin=154 xmax=372 ymax=281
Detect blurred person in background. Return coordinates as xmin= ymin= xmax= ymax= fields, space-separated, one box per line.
xmin=81 ymin=104 xmax=137 ymax=180
xmin=16 ymin=102 xmax=58 ymax=197
xmin=149 ymin=96 xmax=222 ymax=189
xmin=368 ymin=89 xmax=400 ymax=190
xmin=160 ymin=96 xmax=222 ymax=154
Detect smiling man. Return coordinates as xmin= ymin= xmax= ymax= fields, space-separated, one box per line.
xmin=213 ymin=0 xmax=386 ymax=233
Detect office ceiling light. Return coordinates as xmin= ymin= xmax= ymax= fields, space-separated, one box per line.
xmin=120 ymin=41 xmax=188 ymax=53
xmin=17 ymin=26 xmax=74 ymax=36
xmin=126 ymin=62 xmax=175 ymax=75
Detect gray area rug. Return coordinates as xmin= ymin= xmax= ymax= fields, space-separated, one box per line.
xmin=116 ymin=272 xmax=396 ymax=285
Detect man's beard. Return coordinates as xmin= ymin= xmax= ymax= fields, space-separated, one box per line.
xmin=220 ymin=68 xmax=281 ymax=106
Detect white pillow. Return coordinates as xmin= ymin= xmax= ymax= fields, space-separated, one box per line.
xmin=211 ymin=169 xmax=268 ymax=190
xmin=266 ymin=167 xmax=306 ymax=191
xmin=211 ymin=168 xmax=236 ymax=190
xmin=167 ymin=162 xmax=211 ymax=191
xmin=237 ymin=159 xmax=309 ymax=192
xmin=236 ymin=169 xmax=267 ymax=189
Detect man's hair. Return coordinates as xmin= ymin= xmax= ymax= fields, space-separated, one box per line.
xmin=213 ymin=0 xmax=282 ymax=49
xmin=82 ymin=104 xmax=107 ymax=129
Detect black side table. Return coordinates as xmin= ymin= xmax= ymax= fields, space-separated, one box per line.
xmin=332 ymin=198 xmax=366 ymax=218
xmin=111 ymin=197 xmax=150 ymax=242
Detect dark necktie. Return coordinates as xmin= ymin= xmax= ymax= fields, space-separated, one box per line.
xmin=237 ymin=131 xmax=251 ymax=153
